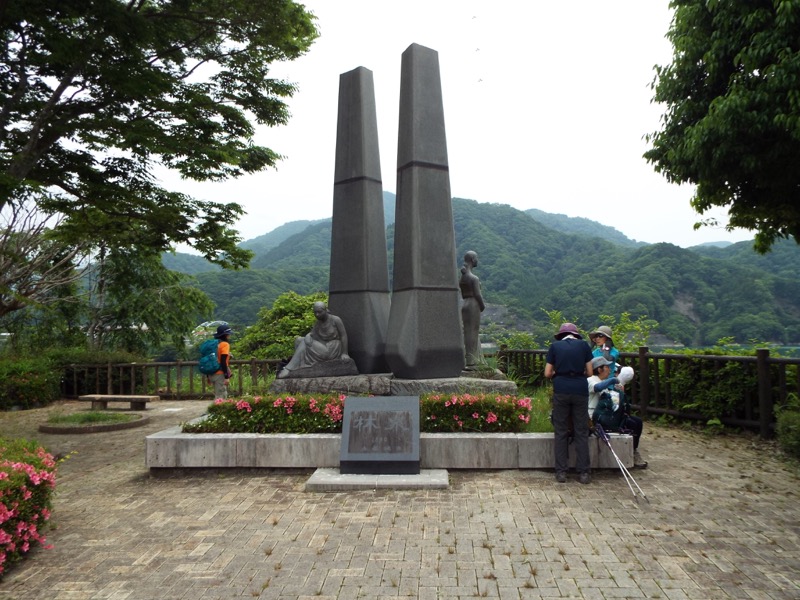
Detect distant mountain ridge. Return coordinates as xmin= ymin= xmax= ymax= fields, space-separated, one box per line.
xmin=163 ymin=193 xmax=800 ymax=346
xmin=523 ymin=208 xmax=647 ymax=248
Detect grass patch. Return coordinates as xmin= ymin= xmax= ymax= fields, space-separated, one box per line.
xmin=47 ymin=411 xmax=139 ymax=425
xmin=522 ymin=387 xmax=554 ymax=433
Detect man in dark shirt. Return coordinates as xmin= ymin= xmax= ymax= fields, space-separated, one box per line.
xmin=545 ymin=323 xmax=594 ymax=484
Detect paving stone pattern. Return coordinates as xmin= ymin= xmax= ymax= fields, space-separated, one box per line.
xmin=0 ymin=400 xmax=798 ymax=599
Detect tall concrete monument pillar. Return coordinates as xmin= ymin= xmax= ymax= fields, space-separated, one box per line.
xmin=328 ymin=67 xmax=391 ymax=374
xmin=385 ymin=44 xmax=465 ymax=379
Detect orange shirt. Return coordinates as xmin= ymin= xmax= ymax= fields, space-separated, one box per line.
xmin=216 ymin=340 xmax=230 ymax=375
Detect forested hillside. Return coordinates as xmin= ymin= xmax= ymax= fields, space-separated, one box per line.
xmin=690 ymin=238 xmax=800 ymax=280
xmin=175 ymin=197 xmax=800 ymax=346
xmin=524 ymin=208 xmax=647 ymax=248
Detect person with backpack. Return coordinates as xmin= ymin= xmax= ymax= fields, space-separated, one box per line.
xmin=203 ymin=324 xmax=232 ymax=399
xmin=590 ymin=356 xmax=648 ymax=468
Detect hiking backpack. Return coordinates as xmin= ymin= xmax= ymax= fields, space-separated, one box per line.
xmin=198 ymin=338 xmax=221 ymax=375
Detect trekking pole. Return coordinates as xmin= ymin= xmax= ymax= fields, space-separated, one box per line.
xmin=595 ymin=424 xmax=649 ymax=503
xmin=597 ymin=425 xmax=639 ymax=499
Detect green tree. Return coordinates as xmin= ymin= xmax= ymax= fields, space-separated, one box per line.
xmin=84 ymin=246 xmax=214 ymax=353
xmin=0 ymin=202 xmax=90 ymax=317
xmin=595 ymin=312 xmax=658 ymax=352
xmin=645 ymin=1 xmax=800 ymax=253
xmin=236 ymin=290 xmax=328 ymax=359
xmin=1 ymin=0 xmax=318 ymax=268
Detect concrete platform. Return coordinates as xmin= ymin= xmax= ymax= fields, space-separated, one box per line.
xmin=304 ymin=468 xmax=449 ymax=491
xmin=146 ymin=427 xmax=633 ymax=470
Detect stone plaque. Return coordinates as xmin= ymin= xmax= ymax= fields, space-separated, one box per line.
xmin=340 ymin=396 xmax=420 ymax=474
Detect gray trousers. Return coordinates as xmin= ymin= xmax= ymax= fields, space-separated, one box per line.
xmin=209 ymin=373 xmax=228 ymax=399
xmin=552 ymin=392 xmax=590 ymax=473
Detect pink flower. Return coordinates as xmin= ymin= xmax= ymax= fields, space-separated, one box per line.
xmin=486 ymin=412 xmax=498 ymax=424
xmin=235 ymin=400 xmax=252 ymax=413
xmin=323 ymin=403 xmax=343 ymax=422
xmin=519 ymin=414 xmax=530 ymax=423
xmin=472 ymin=412 xmax=480 ymax=419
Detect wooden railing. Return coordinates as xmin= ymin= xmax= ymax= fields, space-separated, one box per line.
xmin=62 ymin=347 xmax=800 ymax=437
xmin=498 ymin=346 xmax=800 ymax=437
xmin=61 ymin=358 xmax=283 ymax=401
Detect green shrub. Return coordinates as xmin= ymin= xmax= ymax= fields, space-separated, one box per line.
xmin=656 ymin=342 xmax=761 ymax=422
xmin=42 ymin=348 xmax=148 ymax=398
xmin=776 ymin=394 xmax=800 ymax=459
xmin=41 ymin=347 xmax=144 ymax=368
xmin=183 ymin=393 xmax=345 ymax=434
xmin=776 ymin=410 xmax=800 ymax=458
xmin=0 ymin=359 xmax=60 ymax=411
xmin=182 ymin=392 xmax=539 ymax=434
xmin=236 ymin=291 xmax=328 ymax=360
xmin=420 ymin=393 xmax=534 ymax=433
xmin=0 ymin=437 xmax=57 ymax=578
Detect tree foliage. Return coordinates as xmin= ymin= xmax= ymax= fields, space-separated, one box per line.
xmin=236 ymin=290 xmax=328 ymax=359
xmin=84 ymin=246 xmax=214 ymax=353
xmin=645 ymin=0 xmax=800 ymax=253
xmin=0 ymin=0 xmax=318 ymax=267
xmin=0 ymin=202 xmax=89 ymax=317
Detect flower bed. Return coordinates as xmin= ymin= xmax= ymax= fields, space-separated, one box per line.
xmin=0 ymin=437 xmax=56 ymax=577
xmin=181 ymin=392 xmax=542 ymax=434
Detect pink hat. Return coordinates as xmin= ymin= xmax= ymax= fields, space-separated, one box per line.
xmin=554 ymin=323 xmax=582 ymax=340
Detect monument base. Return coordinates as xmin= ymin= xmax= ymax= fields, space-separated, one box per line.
xmin=269 ymin=373 xmax=517 ymax=396
xmin=340 ymin=460 xmax=420 ymax=475
xmin=277 ymin=358 xmax=358 ymax=379
xmin=305 ymin=468 xmax=449 ymax=491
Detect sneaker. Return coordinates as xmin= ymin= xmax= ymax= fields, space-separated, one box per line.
xmin=634 ymin=450 xmax=648 ymax=469
xmin=578 ymin=471 xmax=591 ymax=485
xmin=555 ymin=471 xmax=567 ymax=483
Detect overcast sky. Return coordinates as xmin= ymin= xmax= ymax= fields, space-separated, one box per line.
xmin=163 ymin=0 xmax=755 ymax=248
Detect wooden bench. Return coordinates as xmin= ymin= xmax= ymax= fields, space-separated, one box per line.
xmin=78 ymin=395 xmax=158 ymax=411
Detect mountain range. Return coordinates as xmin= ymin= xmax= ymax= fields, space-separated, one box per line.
xmin=162 ymin=193 xmax=800 ymax=346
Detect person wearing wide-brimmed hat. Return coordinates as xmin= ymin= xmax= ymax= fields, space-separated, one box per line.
xmin=210 ymin=324 xmax=233 ymax=399
xmin=589 ymin=325 xmax=619 ymax=376
xmin=545 ymin=323 xmax=594 ymax=484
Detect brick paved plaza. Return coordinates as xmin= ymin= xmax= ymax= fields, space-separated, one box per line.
xmin=0 ymin=400 xmax=798 ymax=599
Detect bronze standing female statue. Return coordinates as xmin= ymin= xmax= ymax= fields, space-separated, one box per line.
xmin=459 ymin=250 xmax=485 ymax=368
